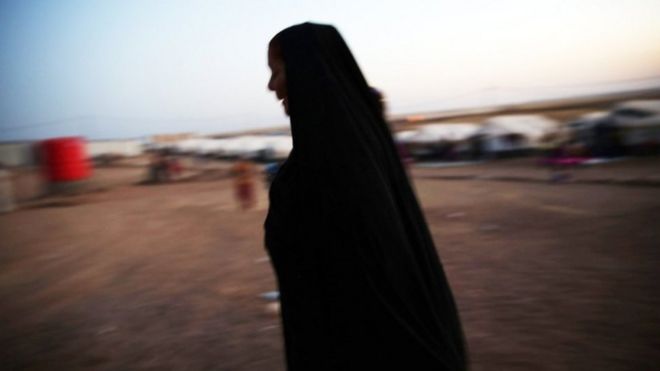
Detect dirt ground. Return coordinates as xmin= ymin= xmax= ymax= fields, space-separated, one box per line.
xmin=1 ymin=159 xmax=659 ymax=370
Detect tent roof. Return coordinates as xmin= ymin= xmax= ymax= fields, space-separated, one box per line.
xmin=615 ymin=100 xmax=660 ymax=115
xmin=479 ymin=115 xmax=558 ymax=139
xmin=404 ymin=123 xmax=480 ymax=143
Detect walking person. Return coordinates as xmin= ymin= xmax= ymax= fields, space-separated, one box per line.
xmin=264 ymin=23 xmax=467 ymax=370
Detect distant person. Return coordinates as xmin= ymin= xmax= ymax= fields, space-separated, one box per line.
xmin=264 ymin=23 xmax=466 ymax=370
xmin=231 ymin=157 xmax=257 ymax=210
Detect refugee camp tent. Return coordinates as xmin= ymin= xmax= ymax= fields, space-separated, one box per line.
xmin=613 ymin=100 xmax=660 ymax=118
xmin=394 ymin=130 xmax=417 ymax=143
xmin=218 ymin=136 xmax=262 ymax=158
xmin=194 ymin=139 xmax=230 ymax=157
xmin=564 ymin=111 xmax=608 ymax=147
xmin=403 ymin=124 xmax=480 ymax=143
xmin=609 ymin=100 xmax=660 ymax=147
xmin=583 ymin=100 xmax=660 ymax=156
xmin=567 ymin=111 xmax=608 ymax=131
xmin=210 ymin=135 xmax=292 ymax=160
xmin=151 ymin=134 xmax=293 ymax=161
xmin=397 ymin=123 xmax=480 ymax=160
xmin=173 ymin=138 xmax=206 ymax=154
xmin=476 ymin=115 xmax=559 ymax=155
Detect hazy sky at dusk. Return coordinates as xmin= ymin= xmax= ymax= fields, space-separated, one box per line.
xmin=2 ymin=0 xmax=660 ymax=140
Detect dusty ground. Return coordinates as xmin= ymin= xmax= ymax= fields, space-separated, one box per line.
xmin=1 ymin=158 xmax=660 ymax=370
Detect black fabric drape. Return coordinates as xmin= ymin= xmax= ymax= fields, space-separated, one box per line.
xmin=264 ymin=22 xmax=467 ymax=371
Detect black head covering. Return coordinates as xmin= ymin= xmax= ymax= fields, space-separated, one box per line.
xmin=264 ymin=22 xmax=466 ymax=371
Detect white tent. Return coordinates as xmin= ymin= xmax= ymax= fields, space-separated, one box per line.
xmin=568 ymin=111 xmax=608 ymax=128
xmin=477 ymin=115 xmax=558 ymax=152
xmin=214 ymin=135 xmax=293 ymax=159
xmin=479 ymin=115 xmax=557 ymax=140
xmin=394 ymin=130 xmax=417 ymax=143
xmin=614 ymin=100 xmax=660 ymax=116
xmin=562 ymin=111 xmax=609 ymax=147
xmin=610 ymin=100 xmax=660 ymax=146
xmin=194 ymin=139 xmax=230 ymax=156
xmin=158 ymin=134 xmax=293 ymax=160
xmin=401 ymin=124 xmax=480 ymax=144
xmin=219 ymin=136 xmax=263 ymax=157
xmin=173 ymin=138 xmax=206 ymax=153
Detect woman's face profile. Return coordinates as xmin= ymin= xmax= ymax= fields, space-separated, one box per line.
xmin=267 ymin=42 xmax=288 ymax=115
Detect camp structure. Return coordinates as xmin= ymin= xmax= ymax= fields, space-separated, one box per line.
xmin=473 ymin=114 xmax=559 ymax=158
xmin=396 ymin=123 xmax=480 ymax=160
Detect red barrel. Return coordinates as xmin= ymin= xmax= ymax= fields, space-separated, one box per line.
xmin=41 ymin=137 xmax=92 ymax=182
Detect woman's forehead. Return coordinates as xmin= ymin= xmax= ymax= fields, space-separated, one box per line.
xmin=267 ymin=46 xmax=283 ymax=67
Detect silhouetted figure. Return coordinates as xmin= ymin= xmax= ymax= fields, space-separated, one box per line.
xmin=264 ymin=23 xmax=466 ymax=371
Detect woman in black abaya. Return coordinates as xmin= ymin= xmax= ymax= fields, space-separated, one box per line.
xmin=264 ymin=23 xmax=467 ymax=370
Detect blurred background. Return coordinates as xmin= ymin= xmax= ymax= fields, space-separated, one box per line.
xmin=1 ymin=1 xmax=659 ymax=370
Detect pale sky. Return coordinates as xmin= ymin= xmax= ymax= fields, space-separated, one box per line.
xmin=1 ymin=0 xmax=660 ymax=140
